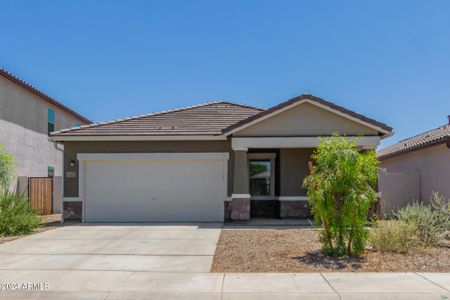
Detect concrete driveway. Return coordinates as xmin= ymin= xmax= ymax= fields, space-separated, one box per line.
xmin=0 ymin=223 xmax=223 ymax=299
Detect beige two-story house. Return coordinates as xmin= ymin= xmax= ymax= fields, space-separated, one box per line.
xmin=0 ymin=67 xmax=90 ymax=201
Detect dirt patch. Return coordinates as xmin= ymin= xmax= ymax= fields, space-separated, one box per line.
xmin=211 ymin=229 xmax=450 ymax=272
xmin=0 ymin=214 xmax=69 ymax=245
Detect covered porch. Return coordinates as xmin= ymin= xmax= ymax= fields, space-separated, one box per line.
xmin=226 ymin=136 xmax=380 ymax=220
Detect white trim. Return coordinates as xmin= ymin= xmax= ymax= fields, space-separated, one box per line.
xmin=231 ymin=193 xmax=251 ymax=199
xmin=225 ymin=99 xmax=391 ymax=136
xmin=232 ymin=136 xmax=380 ymax=150
xmin=79 ymin=160 xmax=85 ymax=222
xmin=52 ymin=135 xmax=227 ymax=142
xmin=61 ymin=153 xmax=65 ymax=223
xmin=232 ymin=145 xmax=249 ymax=151
xmin=77 ymin=152 xmax=230 ymax=161
xmin=63 ymin=197 xmax=80 ymax=202
xmin=277 ymin=196 xmax=308 ymax=201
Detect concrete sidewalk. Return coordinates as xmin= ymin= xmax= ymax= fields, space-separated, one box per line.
xmin=0 ymin=271 xmax=448 ymax=299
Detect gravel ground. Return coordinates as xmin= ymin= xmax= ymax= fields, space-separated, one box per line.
xmin=211 ymin=229 xmax=450 ymax=272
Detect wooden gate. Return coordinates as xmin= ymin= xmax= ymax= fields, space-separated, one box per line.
xmin=29 ymin=177 xmax=53 ymax=215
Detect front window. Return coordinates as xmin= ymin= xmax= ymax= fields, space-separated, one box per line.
xmin=48 ymin=108 xmax=55 ymax=134
xmin=249 ymin=160 xmax=272 ymax=196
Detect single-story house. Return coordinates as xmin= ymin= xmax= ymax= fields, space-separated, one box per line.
xmin=378 ymin=119 xmax=450 ymax=212
xmin=51 ymin=94 xmax=392 ymax=222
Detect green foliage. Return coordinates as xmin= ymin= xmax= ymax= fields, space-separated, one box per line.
xmin=396 ymin=192 xmax=449 ymax=247
xmin=249 ymin=163 xmax=268 ymax=176
xmin=303 ymin=135 xmax=378 ymax=256
xmin=370 ymin=220 xmax=417 ymax=253
xmin=0 ymin=145 xmax=15 ymax=189
xmin=429 ymin=192 xmax=450 ymax=232
xmin=0 ymin=190 xmax=41 ymax=236
xmin=370 ymin=193 xmax=449 ymax=253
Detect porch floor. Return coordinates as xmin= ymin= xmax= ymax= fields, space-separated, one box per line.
xmin=224 ymin=217 xmax=313 ymax=229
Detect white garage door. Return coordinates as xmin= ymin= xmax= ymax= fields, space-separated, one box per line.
xmin=80 ymin=153 xmax=228 ymax=222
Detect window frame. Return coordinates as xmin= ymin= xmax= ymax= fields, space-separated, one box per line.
xmin=247 ymin=153 xmax=276 ymax=200
xmin=47 ymin=108 xmax=55 ymax=134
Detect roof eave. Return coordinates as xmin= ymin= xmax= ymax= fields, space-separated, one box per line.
xmin=378 ymin=138 xmax=449 ymax=161
xmin=50 ymin=134 xmax=228 ymax=142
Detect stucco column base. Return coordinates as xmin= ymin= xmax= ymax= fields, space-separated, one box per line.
xmin=230 ymin=195 xmax=251 ymax=220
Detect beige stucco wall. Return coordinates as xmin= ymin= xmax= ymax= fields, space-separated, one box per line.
xmin=0 ymin=76 xmax=88 ymax=179
xmin=379 ymin=143 xmax=450 ymax=205
xmin=235 ymin=102 xmax=379 ymax=137
xmin=378 ymin=169 xmax=420 ymax=213
xmin=279 ymin=148 xmax=314 ymax=196
xmin=63 ymin=140 xmax=234 ymax=197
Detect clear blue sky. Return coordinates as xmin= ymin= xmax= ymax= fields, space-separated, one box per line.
xmin=2 ymin=1 xmax=450 ymax=148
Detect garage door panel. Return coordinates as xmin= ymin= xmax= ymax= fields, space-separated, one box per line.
xmin=83 ymin=157 xmax=226 ymax=222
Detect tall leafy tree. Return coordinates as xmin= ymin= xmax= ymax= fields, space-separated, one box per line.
xmin=303 ymin=135 xmax=378 ymax=256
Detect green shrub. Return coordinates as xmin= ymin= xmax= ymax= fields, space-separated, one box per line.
xmin=0 ymin=190 xmax=41 ymax=236
xmin=303 ymin=135 xmax=378 ymax=256
xmin=429 ymin=192 xmax=450 ymax=232
xmin=0 ymin=144 xmax=15 ymax=189
xmin=396 ymin=192 xmax=449 ymax=246
xmin=370 ymin=220 xmax=417 ymax=253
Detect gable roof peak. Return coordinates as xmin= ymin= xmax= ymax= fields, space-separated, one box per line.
xmin=222 ymin=93 xmax=393 ymax=136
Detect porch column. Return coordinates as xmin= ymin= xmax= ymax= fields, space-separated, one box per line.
xmin=231 ymin=149 xmax=250 ymax=220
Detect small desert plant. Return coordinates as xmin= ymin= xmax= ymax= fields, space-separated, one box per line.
xmin=429 ymin=192 xmax=450 ymax=232
xmin=396 ymin=192 xmax=449 ymax=246
xmin=370 ymin=220 xmax=417 ymax=253
xmin=303 ymin=135 xmax=378 ymax=256
xmin=0 ymin=190 xmax=41 ymax=236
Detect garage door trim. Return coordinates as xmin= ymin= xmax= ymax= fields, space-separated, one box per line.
xmin=77 ymin=152 xmax=230 ymax=222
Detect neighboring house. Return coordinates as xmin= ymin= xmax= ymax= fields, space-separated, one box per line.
xmin=378 ymin=120 xmax=450 ymax=213
xmin=0 ymin=67 xmax=90 ymax=211
xmin=51 ymin=94 xmax=392 ymax=222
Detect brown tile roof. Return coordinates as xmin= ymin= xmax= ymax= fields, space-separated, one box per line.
xmin=378 ymin=124 xmax=450 ymax=160
xmin=51 ymin=101 xmax=263 ymax=136
xmin=222 ymin=94 xmax=393 ymax=136
xmin=0 ymin=67 xmax=91 ymax=123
